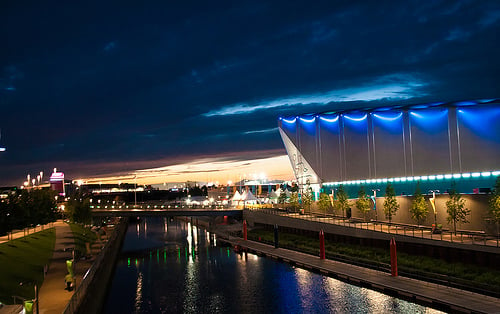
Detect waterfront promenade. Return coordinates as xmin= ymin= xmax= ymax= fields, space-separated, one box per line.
xmin=249 ymin=208 xmax=500 ymax=249
xmin=0 ymin=221 xmax=107 ymax=314
xmin=225 ymin=237 xmax=500 ymax=313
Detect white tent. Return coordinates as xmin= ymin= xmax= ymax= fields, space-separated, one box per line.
xmin=230 ymin=190 xmax=242 ymax=206
xmin=240 ymin=190 xmax=259 ymax=204
xmin=269 ymin=190 xmax=280 ymax=204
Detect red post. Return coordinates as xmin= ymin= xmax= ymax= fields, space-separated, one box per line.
xmin=390 ymin=237 xmax=398 ymax=277
xmin=243 ymin=220 xmax=247 ymax=241
xmin=319 ymin=230 xmax=325 ymax=259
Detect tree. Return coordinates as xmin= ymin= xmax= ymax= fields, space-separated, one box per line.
xmin=0 ymin=188 xmax=58 ymax=234
xmin=301 ymin=186 xmax=313 ymax=213
xmin=277 ymin=189 xmax=288 ymax=204
xmin=410 ymin=182 xmax=428 ymax=225
xmin=446 ymin=182 xmax=470 ymax=234
xmin=489 ymin=177 xmax=500 ymax=237
xmin=336 ymin=185 xmax=350 ymax=217
xmin=289 ymin=192 xmax=300 ymax=212
xmin=355 ymin=186 xmax=371 ymax=221
xmin=318 ymin=192 xmax=332 ymax=215
xmin=66 ymin=192 xmax=92 ymax=225
xmin=383 ymin=183 xmax=400 ymax=223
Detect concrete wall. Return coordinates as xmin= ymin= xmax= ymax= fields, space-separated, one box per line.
xmin=345 ymin=194 xmax=496 ymax=234
xmin=64 ymin=218 xmax=128 ymax=314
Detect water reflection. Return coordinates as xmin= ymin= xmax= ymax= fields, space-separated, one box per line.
xmin=103 ymin=217 xmax=444 ymax=314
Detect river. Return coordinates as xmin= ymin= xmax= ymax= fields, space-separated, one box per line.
xmin=102 ymin=217 xmax=442 ymax=313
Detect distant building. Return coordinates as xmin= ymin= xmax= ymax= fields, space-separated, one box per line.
xmin=50 ymin=172 xmax=66 ymax=196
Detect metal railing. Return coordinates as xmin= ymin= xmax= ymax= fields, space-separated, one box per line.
xmin=247 ymin=208 xmax=500 ymax=248
xmin=246 ymin=232 xmax=500 ymax=298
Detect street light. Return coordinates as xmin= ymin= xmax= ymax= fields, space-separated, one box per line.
xmin=429 ymin=190 xmax=440 ymax=226
xmin=134 ymin=175 xmax=137 ymax=207
xmin=371 ymin=189 xmax=380 ymax=221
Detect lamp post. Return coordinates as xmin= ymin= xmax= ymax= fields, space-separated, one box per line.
xmin=371 ymin=189 xmax=380 ymax=221
xmin=134 ymin=175 xmax=137 ymax=207
xmin=429 ymin=190 xmax=439 ymax=227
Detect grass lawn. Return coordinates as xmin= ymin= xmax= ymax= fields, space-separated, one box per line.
xmin=0 ymin=228 xmax=56 ymax=304
xmin=248 ymin=228 xmax=500 ymax=295
xmin=68 ymin=223 xmax=97 ymax=257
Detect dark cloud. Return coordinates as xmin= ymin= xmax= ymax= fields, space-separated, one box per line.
xmin=0 ymin=0 xmax=499 ymax=185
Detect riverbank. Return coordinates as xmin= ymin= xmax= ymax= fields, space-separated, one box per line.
xmin=63 ymin=218 xmax=128 ymax=314
xmin=220 ymin=236 xmax=499 ymax=313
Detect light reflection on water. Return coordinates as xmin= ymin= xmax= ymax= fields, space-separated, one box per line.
xmin=103 ymin=217 xmax=443 ymax=314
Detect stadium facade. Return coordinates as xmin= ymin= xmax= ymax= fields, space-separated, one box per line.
xmin=278 ymin=99 xmax=500 ymax=198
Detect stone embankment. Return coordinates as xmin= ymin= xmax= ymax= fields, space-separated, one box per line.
xmin=63 ymin=219 xmax=128 ymax=314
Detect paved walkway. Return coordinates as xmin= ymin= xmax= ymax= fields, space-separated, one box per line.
xmin=228 ymin=238 xmax=500 ymax=313
xmin=37 ymin=221 xmax=76 ymax=313
xmin=272 ymin=210 xmax=500 ymax=248
xmin=0 ymin=221 xmax=107 ymax=314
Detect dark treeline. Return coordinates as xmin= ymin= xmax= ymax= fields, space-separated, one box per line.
xmin=0 ymin=189 xmax=59 ymax=235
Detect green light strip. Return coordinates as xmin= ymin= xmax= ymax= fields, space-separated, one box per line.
xmin=323 ymin=170 xmax=500 ymax=186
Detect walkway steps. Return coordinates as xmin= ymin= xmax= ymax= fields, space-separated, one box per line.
xmin=227 ymin=238 xmax=500 ymax=314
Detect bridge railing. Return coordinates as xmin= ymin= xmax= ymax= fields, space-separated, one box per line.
xmin=90 ymin=203 xmax=231 ymax=210
xmin=247 ymin=207 xmax=500 ymax=248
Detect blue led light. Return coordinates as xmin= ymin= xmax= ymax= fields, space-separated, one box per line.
xmin=421 ymin=176 xmax=428 ymax=181
xmin=300 ymin=117 xmax=316 ymax=123
xmin=481 ymin=172 xmax=491 ymax=177
xmin=454 ymin=100 xmax=478 ymax=107
xmin=281 ymin=117 xmax=297 ymax=123
xmin=428 ymin=175 xmax=436 ymax=180
xmin=436 ymin=175 xmax=444 ymax=180
xmin=409 ymin=109 xmax=448 ymax=133
xmin=462 ymin=173 xmax=471 ymax=178
xmin=319 ymin=116 xmax=339 ymax=123
xmin=457 ymin=107 xmax=500 ymax=141
xmin=444 ymin=174 xmax=452 ymax=179
xmin=372 ymin=112 xmax=403 ymax=121
xmin=453 ymin=174 xmax=461 ymax=179
xmin=343 ymin=114 xmax=367 ymax=122
xmin=471 ymin=172 xmax=481 ymax=178
xmin=409 ymin=110 xmax=448 ymax=120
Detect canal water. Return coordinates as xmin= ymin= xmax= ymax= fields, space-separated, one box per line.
xmin=103 ymin=217 xmax=442 ymax=313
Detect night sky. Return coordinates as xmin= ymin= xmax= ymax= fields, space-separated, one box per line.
xmin=1 ymin=1 xmax=499 ymax=186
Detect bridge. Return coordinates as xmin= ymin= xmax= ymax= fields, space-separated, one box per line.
xmin=91 ymin=207 xmax=243 ymax=218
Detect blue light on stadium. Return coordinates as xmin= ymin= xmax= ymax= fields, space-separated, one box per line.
xmin=372 ymin=112 xmax=403 ymax=121
xmin=319 ymin=116 xmax=339 ymax=123
xmin=299 ymin=117 xmax=316 ymax=123
xmin=343 ymin=114 xmax=367 ymax=122
xmin=281 ymin=117 xmax=297 ymax=124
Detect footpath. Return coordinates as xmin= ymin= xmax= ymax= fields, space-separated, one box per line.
xmin=225 ymin=237 xmax=500 ymax=314
xmin=37 ymin=221 xmax=75 ymax=313
xmin=0 ymin=220 xmax=107 ymax=314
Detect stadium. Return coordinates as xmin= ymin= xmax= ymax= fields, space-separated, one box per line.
xmin=278 ymin=99 xmax=500 ymax=229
